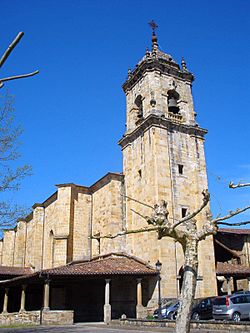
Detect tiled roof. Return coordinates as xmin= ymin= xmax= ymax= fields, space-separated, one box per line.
xmin=218 ymin=228 xmax=250 ymax=235
xmin=216 ymin=262 xmax=250 ymax=276
xmin=0 ymin=266 xmax=33 ymax=276
xmin=42 ymin=254 xmax=157 ymax=276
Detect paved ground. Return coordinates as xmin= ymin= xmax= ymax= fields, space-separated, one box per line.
xmin=0 ymin=323 xmax=244 ymax=333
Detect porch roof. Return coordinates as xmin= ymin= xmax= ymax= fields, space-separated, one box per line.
xmin=44 ymin=253 xmax=157 ymax=277
xmin=0 ymin=253 xmax=157 ymax=287
xmin=0 ymin=266 xmax=33 ymax=277
xmin=216 ymin=262 xmax=250 ymax=277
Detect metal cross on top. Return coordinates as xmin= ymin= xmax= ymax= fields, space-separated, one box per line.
xmin=148 ymin=20 xmax=158 ymax=32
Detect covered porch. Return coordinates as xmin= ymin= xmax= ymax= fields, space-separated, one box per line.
xmin=216 ymin=261 xmax=250 ymax=295
xmin=0 ymin=253 xmax=157 ymax=325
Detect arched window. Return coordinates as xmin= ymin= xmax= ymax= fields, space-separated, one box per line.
xmin=167 ymin=90 xmax=180 ymax=114
xmin=134 ymin=95 xmax=143 ymax=118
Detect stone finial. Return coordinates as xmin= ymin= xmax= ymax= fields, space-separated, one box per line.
xmin=181 ymin=57 xmax=187 ymax=71
xmin=148 ymin=20 xmax=159 ymax=51
xmin=128 ymin=68 xmax=132 ymax=79
xmin=152 ymin=31 xmax=158 ymax=51
xmin=145 ymin=47 xmax=150 ymax=57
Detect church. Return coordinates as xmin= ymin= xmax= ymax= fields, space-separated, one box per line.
xmin=0 ymin=29 xmax=219 ymax=325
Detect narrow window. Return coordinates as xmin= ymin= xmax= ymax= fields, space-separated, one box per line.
xmin=181 ymin=208 xmax=187 ymax=218
xmin=178 ymin=164 xmax=184 ymax=175
xmin=138 ymin=169 xmax=142 ymax=178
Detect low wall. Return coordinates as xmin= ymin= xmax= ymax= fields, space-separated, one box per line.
xmin=41 ymin=310 xmax=74 ymax=325
xmin=0 ymin=311 xmax=40 ymax=325
xmin=0 ymin=309 xmax=74 ymax=326
xmin=121 ymin=318 xmax=250 ymax=332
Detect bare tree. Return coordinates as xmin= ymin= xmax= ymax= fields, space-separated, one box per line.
xmin=0 ymin=32 xmax=38 ymax=227
xmin=91 ymin=187 xmax=250 ymax=333
xmin=0 ymin=93 xmax=32 ymax=228
xmin=0 ymin=32 xmax=39 ymax=89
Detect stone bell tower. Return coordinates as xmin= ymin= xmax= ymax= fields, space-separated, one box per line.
xmin=119 ymin=26 xmax=217 ymax=299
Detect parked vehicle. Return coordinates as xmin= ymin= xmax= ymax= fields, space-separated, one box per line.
xmin=164 ymin=301 xmax=179 ymax=320
xmin=213 ymin=294 xmax=250 ymax=321
xmin=153 ymin=297 xmax=215 ymax=321
xmin=166 ymin=297 xmax=215 ymax=320
xmin=191 ymin=297 xmax=215 ymax=320
xmin=153 ymin=300 xmax=179 ymax=319
xmin=233 ymin=290 xmax=250 ymax=295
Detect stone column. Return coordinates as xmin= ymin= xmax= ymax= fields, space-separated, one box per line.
xmin=20 ymin=285 xmax=27 ymax=312
xmin=136 ymin=278 xmax=143 ymax=319
xmin=226 ymin=277 xmax=232 ymax=295
xmin=248 ymin=277 xmax=250 ymax=291
xmin=43 ymin=280 xmax=50 ymax=310
xmin=3 ymin=288 xmax=9 ymax=313
xmin=104 ymin=279 xmax=111 ymax=324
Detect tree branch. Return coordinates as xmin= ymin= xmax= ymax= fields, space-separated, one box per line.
xmin=90 ymin=225 xmax=166 ymax=239
xmin=122 ymin=194 xmax=154 ymax=209
xmin=229 ymin=182 xmax=250 ymax=189
xmin=0 ymin=70 xmax=39 ymax=88
xmin=0 ymin=32 xmax=24 ymax=68
xmin=172 ymin=190 xmax=210 ymax=229
xmin=217 ymin=220 xmax=250 ymax=227
xmin=212 ymin=205 xmax=250 ymax=223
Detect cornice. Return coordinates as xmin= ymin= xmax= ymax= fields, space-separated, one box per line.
xmin=123 ymin=58 xmax=194 ymax=93
xmin=118 ymin=114 xmax=207 ymax=149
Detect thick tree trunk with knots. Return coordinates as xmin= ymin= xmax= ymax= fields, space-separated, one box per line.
xmin=176 ymin=239 xmax=198 ymax=333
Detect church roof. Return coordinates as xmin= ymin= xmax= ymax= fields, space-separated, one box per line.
xmin=123 ymin=31 xmax=194 ymax=92
xmin=218 ymin=228 xmax=250 ymax=235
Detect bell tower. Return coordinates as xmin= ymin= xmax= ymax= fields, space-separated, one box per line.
xmin=119 ymin=25 xmax=217 ymax=299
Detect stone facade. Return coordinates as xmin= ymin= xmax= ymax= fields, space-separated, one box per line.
xmin=0 ymin=32 xmax=217 ymax=312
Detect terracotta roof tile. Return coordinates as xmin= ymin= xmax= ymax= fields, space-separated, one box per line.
xmin=216 ymin=262 xmax=250 ymax=276
xmin=0 ymin=266 xmax=33 ymax=276
xmin=218 ymin=228 xmax=250 ymax=235
xmin=42 ymin=254 xmax=156 ymax=277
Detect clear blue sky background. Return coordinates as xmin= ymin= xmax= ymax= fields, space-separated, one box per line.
xmin=0 ymin=0 xmax=250 ymax=224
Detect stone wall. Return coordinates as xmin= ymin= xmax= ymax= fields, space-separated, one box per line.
xmin=121 ymin=318 xmax=250 ymax=332
xmin=92 ymin=178 xmax=124 ymax=257
xmin=13 ymin=221 xmax=26 ymax=267
xmin=41 ymin=309 xmax=74 ymax=325
xmin=0 ymin=310 xmax=74 ymax=326
xmin=0 ymin=311 xmax=40 ymax=325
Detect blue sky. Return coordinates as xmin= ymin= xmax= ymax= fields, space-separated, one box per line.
xmin=1 ymin=0 xmax=250 ymax=223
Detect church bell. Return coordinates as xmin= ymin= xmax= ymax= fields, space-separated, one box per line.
xmin=168 ymin=97 xmax=179 ymax=114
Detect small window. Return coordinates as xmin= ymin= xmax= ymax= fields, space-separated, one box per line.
xmin=138 ymin=169 xmax=142 ymax=178
xmin=178 ymin=164 xmax=184 ymax=175
xmin=181 ymin=208 xmax=187 ymax=218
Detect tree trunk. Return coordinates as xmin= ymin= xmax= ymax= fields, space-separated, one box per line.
xmin=175 ymin=238 xmax=198 ymax=333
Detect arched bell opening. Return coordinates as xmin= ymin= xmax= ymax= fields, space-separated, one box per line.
xmin=134 ymin=95 xmax=143 ymax=118
xmin=167 ymin=90 xmax=180 ymax=114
